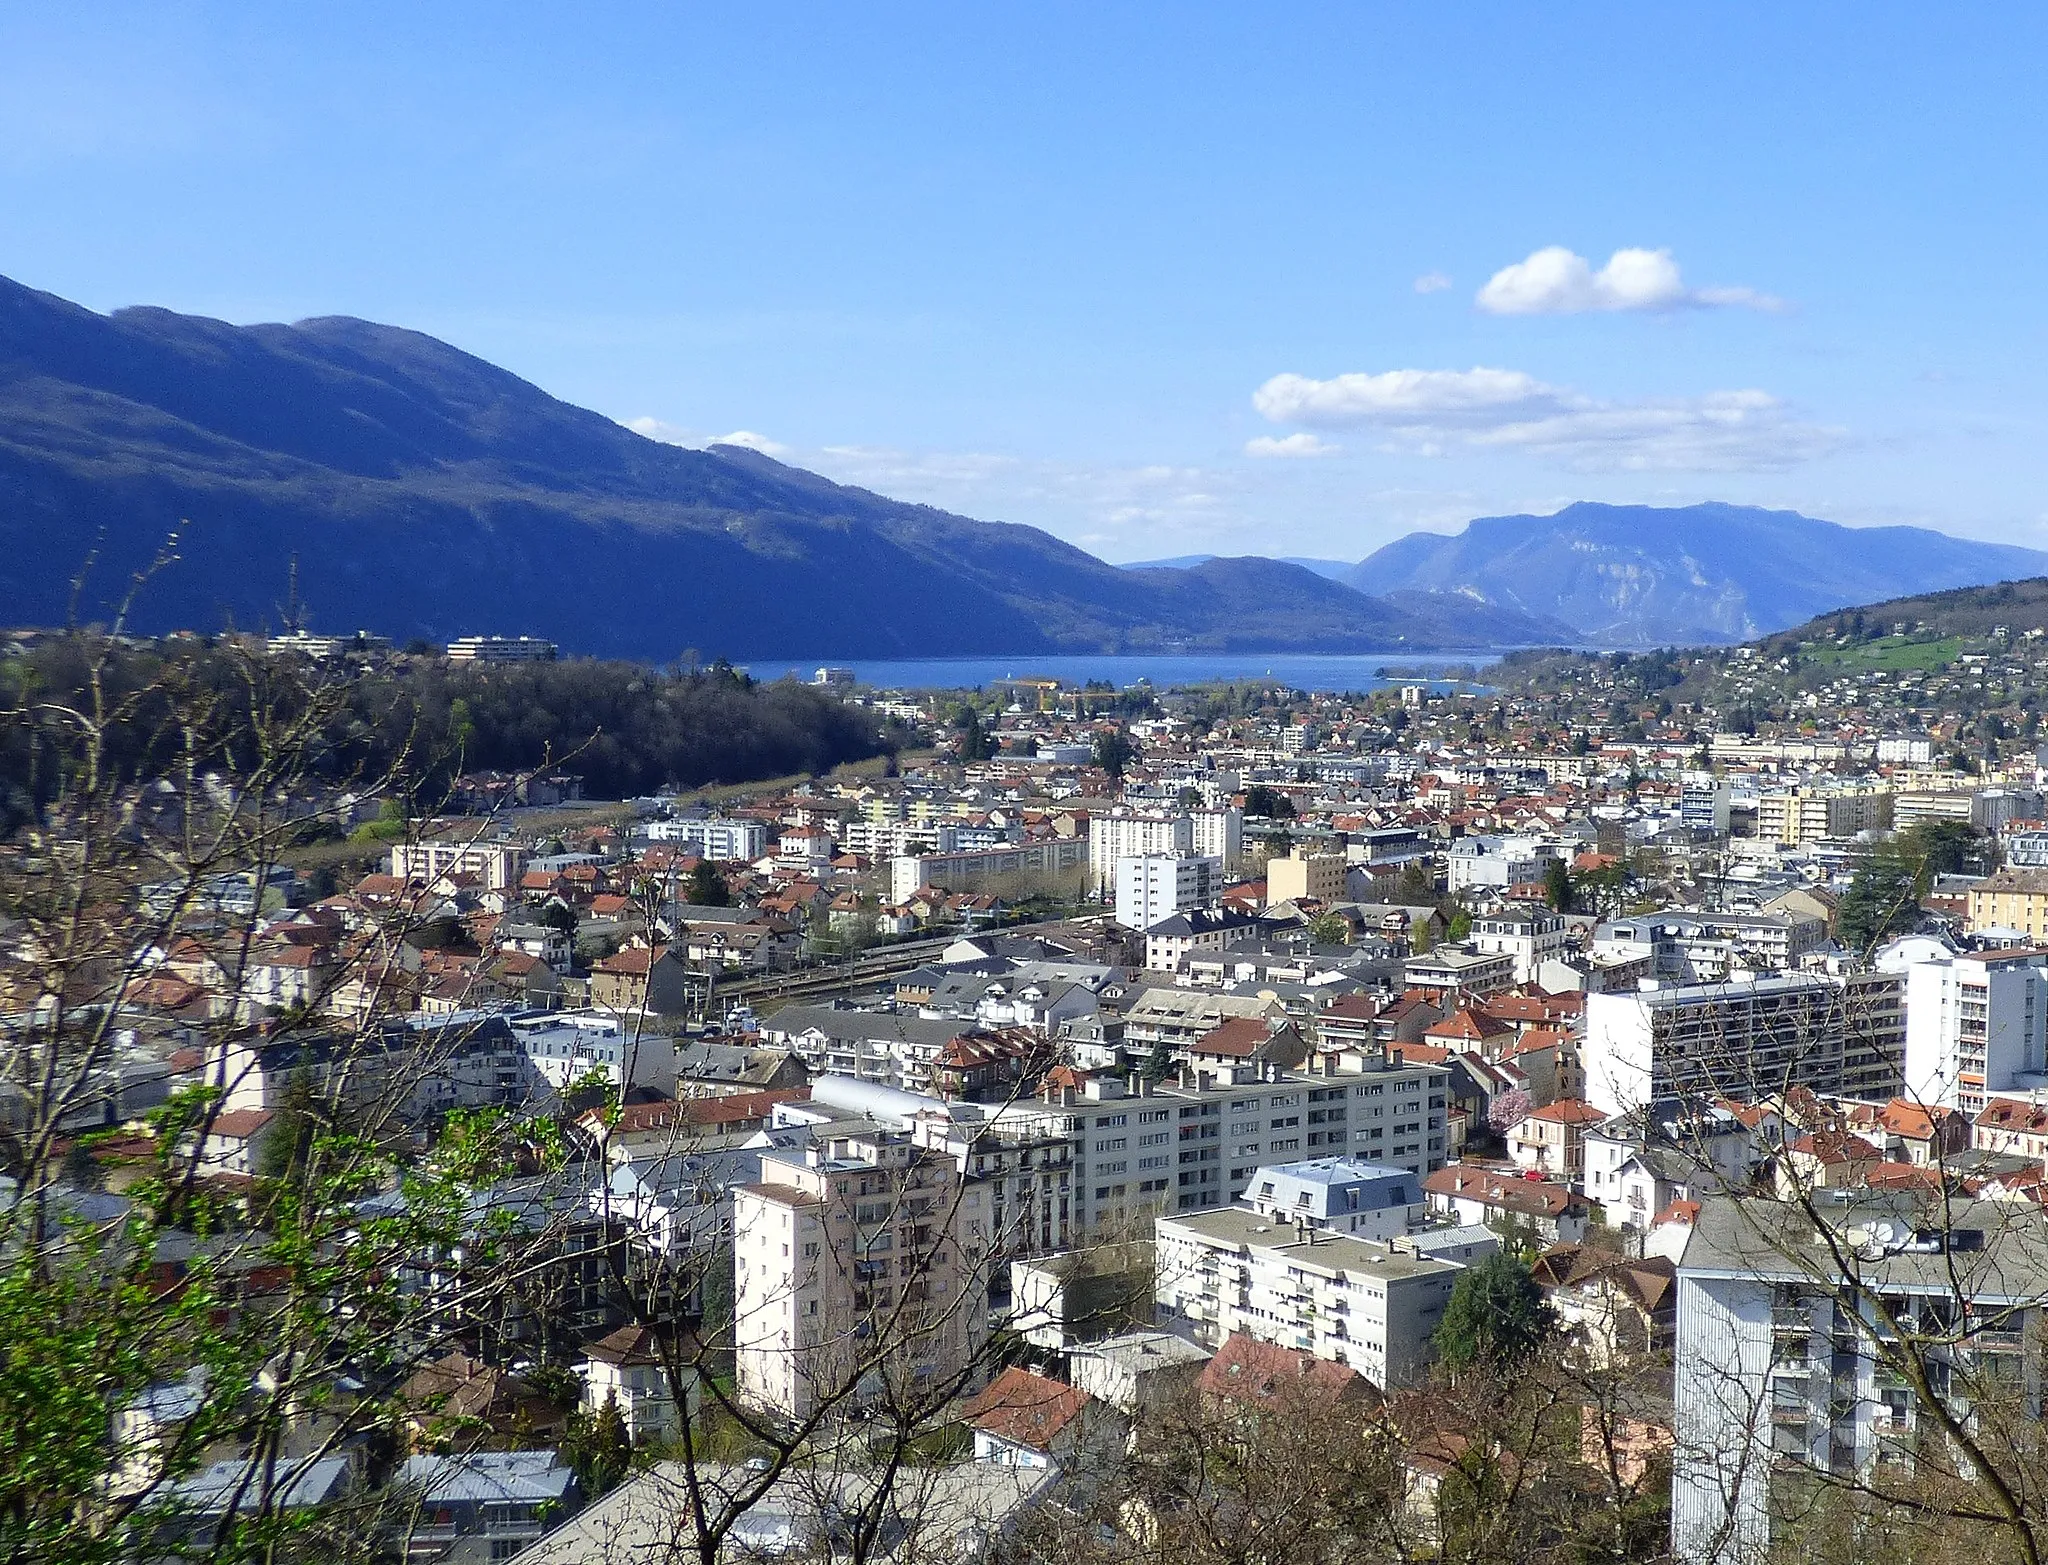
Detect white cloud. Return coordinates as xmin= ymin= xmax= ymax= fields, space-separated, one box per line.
xmin=622 ymin=417 xmax=790 ymax=457
xmin=707 ymin=429 xmax=789 ymax=455
xmin=1254 ymin=367 xmax=1562 ymax=426
xmin=1475 ymin=246 xmax=1782 ymax=315
xmin=1413 ymin=271 xmax=1453 ymax=294
xmin=1245 ymin=433 xmax=1339 ymax=458
xmin=1253 ymin=368 xmax=1843 ymax=473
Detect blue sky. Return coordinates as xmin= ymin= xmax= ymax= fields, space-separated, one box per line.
xmin=3 ymin=4 xmax=2045 ymax=563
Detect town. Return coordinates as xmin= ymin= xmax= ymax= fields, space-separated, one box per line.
xmin=15 ymin=617 xmax=2048 ymax=1564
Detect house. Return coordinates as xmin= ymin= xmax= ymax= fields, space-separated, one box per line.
xmin=197 ymin=1107 xmax=278 ymax=1177
xmin=1530 ymin=1245 xmax=1677 ymax=1364
xmin=1421 ymin=1164 xmax=1590 ymax=1245
xmin=399 ymin=1450 xmax=582 ymax=1563
xmin=155 ymin=1456 xmax=354 ymax=1554
xmin=1975 ymin=1097 xmax=2048 ymax=1161
xmin=963 ymin=1366 xmax=1106 ymax=1472
xmin=579 ymin=1325 xmax=697 ymax=1444
xmin=1505 ymin=1099 xmax=1605 ymax=1180
xmin=1195 ymin=1330 xmax=1377 ymax=1413
xmin=588 ymin=945 xmax=698 ymax=1015
xmin=395 ymin=1352 xmax=569 ymax=1451
xmin=1186 ymin=1016 xmax=1310 ymax=1074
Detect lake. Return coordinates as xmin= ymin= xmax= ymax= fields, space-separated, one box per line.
xmin=740 ymin=652 xmax=1501 ymax=692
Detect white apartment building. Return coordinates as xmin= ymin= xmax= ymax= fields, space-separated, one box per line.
xmin=507 ymin=1010 xmax=678 ymax=1094
xmin=1469 ymin=908 xmax=1573 ymax=985
xmin=1087 ymin=809 xmax=1242 ymax=892
xmin=1010 ymin=1055 xmax=1450 ymax=1237
xmin=389 ymin=838 xmax=527 ymax=892
xmin=1673 ymin=1193 xmax=2048 ymax=1564
xmin=1903 ymin=948 xmax=2048 ymax=1113
xmin=1114 ymin=853 xmax=1222 ymax=932
xmin=643 ymin=815 xmax=769 ymax=861
xmin=444 ymin=635 xmax=558 ymax=663
xmin=1446 ymin=834 xmax=1568 ymax=893
xmin=1594 ymin=910 xmax=1828 ymax=982
xmin=890 ymin=839 xmax=1087 ymax=902
xmin=733 ymin=1123 xmax=991 ymax=1421
xmin=1154 ymin=1206 xmax=1461 ymax=1388
xmin=1581 ymin=971 xmax=1906 ymax=1118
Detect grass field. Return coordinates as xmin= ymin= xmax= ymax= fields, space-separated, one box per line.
xmin=1799 ymin=635 xmax=1966 ymax=673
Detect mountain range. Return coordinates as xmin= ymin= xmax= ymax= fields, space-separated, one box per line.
xmin=0 ymin=272 xmax=2040 ymax=658
xmin=0 ymin=275 xmax=1568 ymax=660
xmin=1346 ymin=502 xmax=2048 ymax=647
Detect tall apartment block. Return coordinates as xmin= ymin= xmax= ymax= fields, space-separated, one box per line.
xmin=734 ymin=1123 xmax=991 ymax=1421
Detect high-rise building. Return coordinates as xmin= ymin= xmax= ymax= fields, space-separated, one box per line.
xmin=1903 ymin=949 xmax=2048 ymax=1113
xmin=734 ymin=1122 xmax=991 ymax=1421
xmin=1672 ymin=1193 xmax=2048 ymax=1564
xmin=1581 ymin=972 xmax=1905 ymax=1118
xmin=1088 ymin=809 xmax=1242 ymax=892
xmin=1114 ymin=853 xmax=1222 ymax=931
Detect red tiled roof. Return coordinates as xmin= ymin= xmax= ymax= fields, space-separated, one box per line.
xmin=1197 ymin=1332 xmax=1374 ymax=1409
xmin=965 ymin=1367 xmax=1092 ymax=1451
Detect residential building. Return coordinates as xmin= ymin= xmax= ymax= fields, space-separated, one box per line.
xmin=1421 ymin=1165 xmax=1590 ymax=1246
xmin=890 ymin=839 xmax=1087 ymax=902
xmin=1265 ymin=850 xmax=1347 ymax=906
xmin=962 ymin=1366 xmax=1108 ymax=1472
xmin=1967 ymin=868 xmax=2048 ymax=938
xmin=1581 ymin=971 xmax=1906 ymax=1118
xmin=1505 ymin=1098 xmax=1606 ymax=1180
xmin=1754 ymin=786 xmax=1893 ymax=846
xmin=643 ymin=815 xmax=768 ymax=861
xmin=733 ymin=1122 xmax=991 ymax=1421
xmin=1594 ymin=910 xmax=1828 ymax=981
xmin=508 ymin=1010 xmax=677 ymax=1095
xmin=1239 ymin=1155 xmax=1425 ymax=1240
xmin=1672 ymin=1193 xmax=2048 ymax=1564
xmin=1141 ymin=908 xmax=1263 ymax=972
xmin=1114 ymin=852 xmax=1222 ymax=932
xmin=1011 ymin=1053 xmax=1450 ymax=1236
xmin=1088 ymin=808 xmax=1243 ymax=892
xmin=399 ymin=1451 xmax=581 ymax=1563
xmin=1903 ymin=948 xmax=2048 ymax=1113
xmin=1679 ymin=775 xmax=1732 ymax=836
xmin=578 ymin=1325 xmax=695 ymax=1444
xmin=445 ymin=634 xmax=558 ymax=663
xmin=1154 ymin=1205 xmax=1462 ymax=1387
xmin=390 ymin=838 xmax=528 ymax=892
xmin=1469 ymin=908 xmax=1573 ymax=985
xmin=1403 ymin=946 xmax=1516 ymax=1002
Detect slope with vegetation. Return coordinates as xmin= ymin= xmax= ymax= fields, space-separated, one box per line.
xmin=0 ymin=274 xmax=1564 ymax=659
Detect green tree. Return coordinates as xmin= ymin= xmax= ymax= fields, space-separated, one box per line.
xmin=954 ymin=705 xmax=994 ymax=762
xmin=1836 ymin=843 xmax=1922 ymax=953
xmin=562 ymin=1392 xmax=633 ymax=1496
xmin=1092 ymin=726 xmax=1136 ymax=781
xmin=1433 ymin=1253 xmax=1557 ymax=1372
xmin=1543 ymin=857 xmax=1572 ymax=913
xmin=686 ymin=859 xmax=732 ymax=907
xmin=1446 ymin=908 xmax=1472 ymax=942
xmin=1243 ymin=784 xmax=1295 ymax=819
xmin=1306 ymin=911 xmax=1351 ymax=947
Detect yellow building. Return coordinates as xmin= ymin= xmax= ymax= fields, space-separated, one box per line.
xmin=1265 ymin=850 xmax=1348 ymax=905
xmin=1967 ymin=869 xmax=2048 ymax=938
